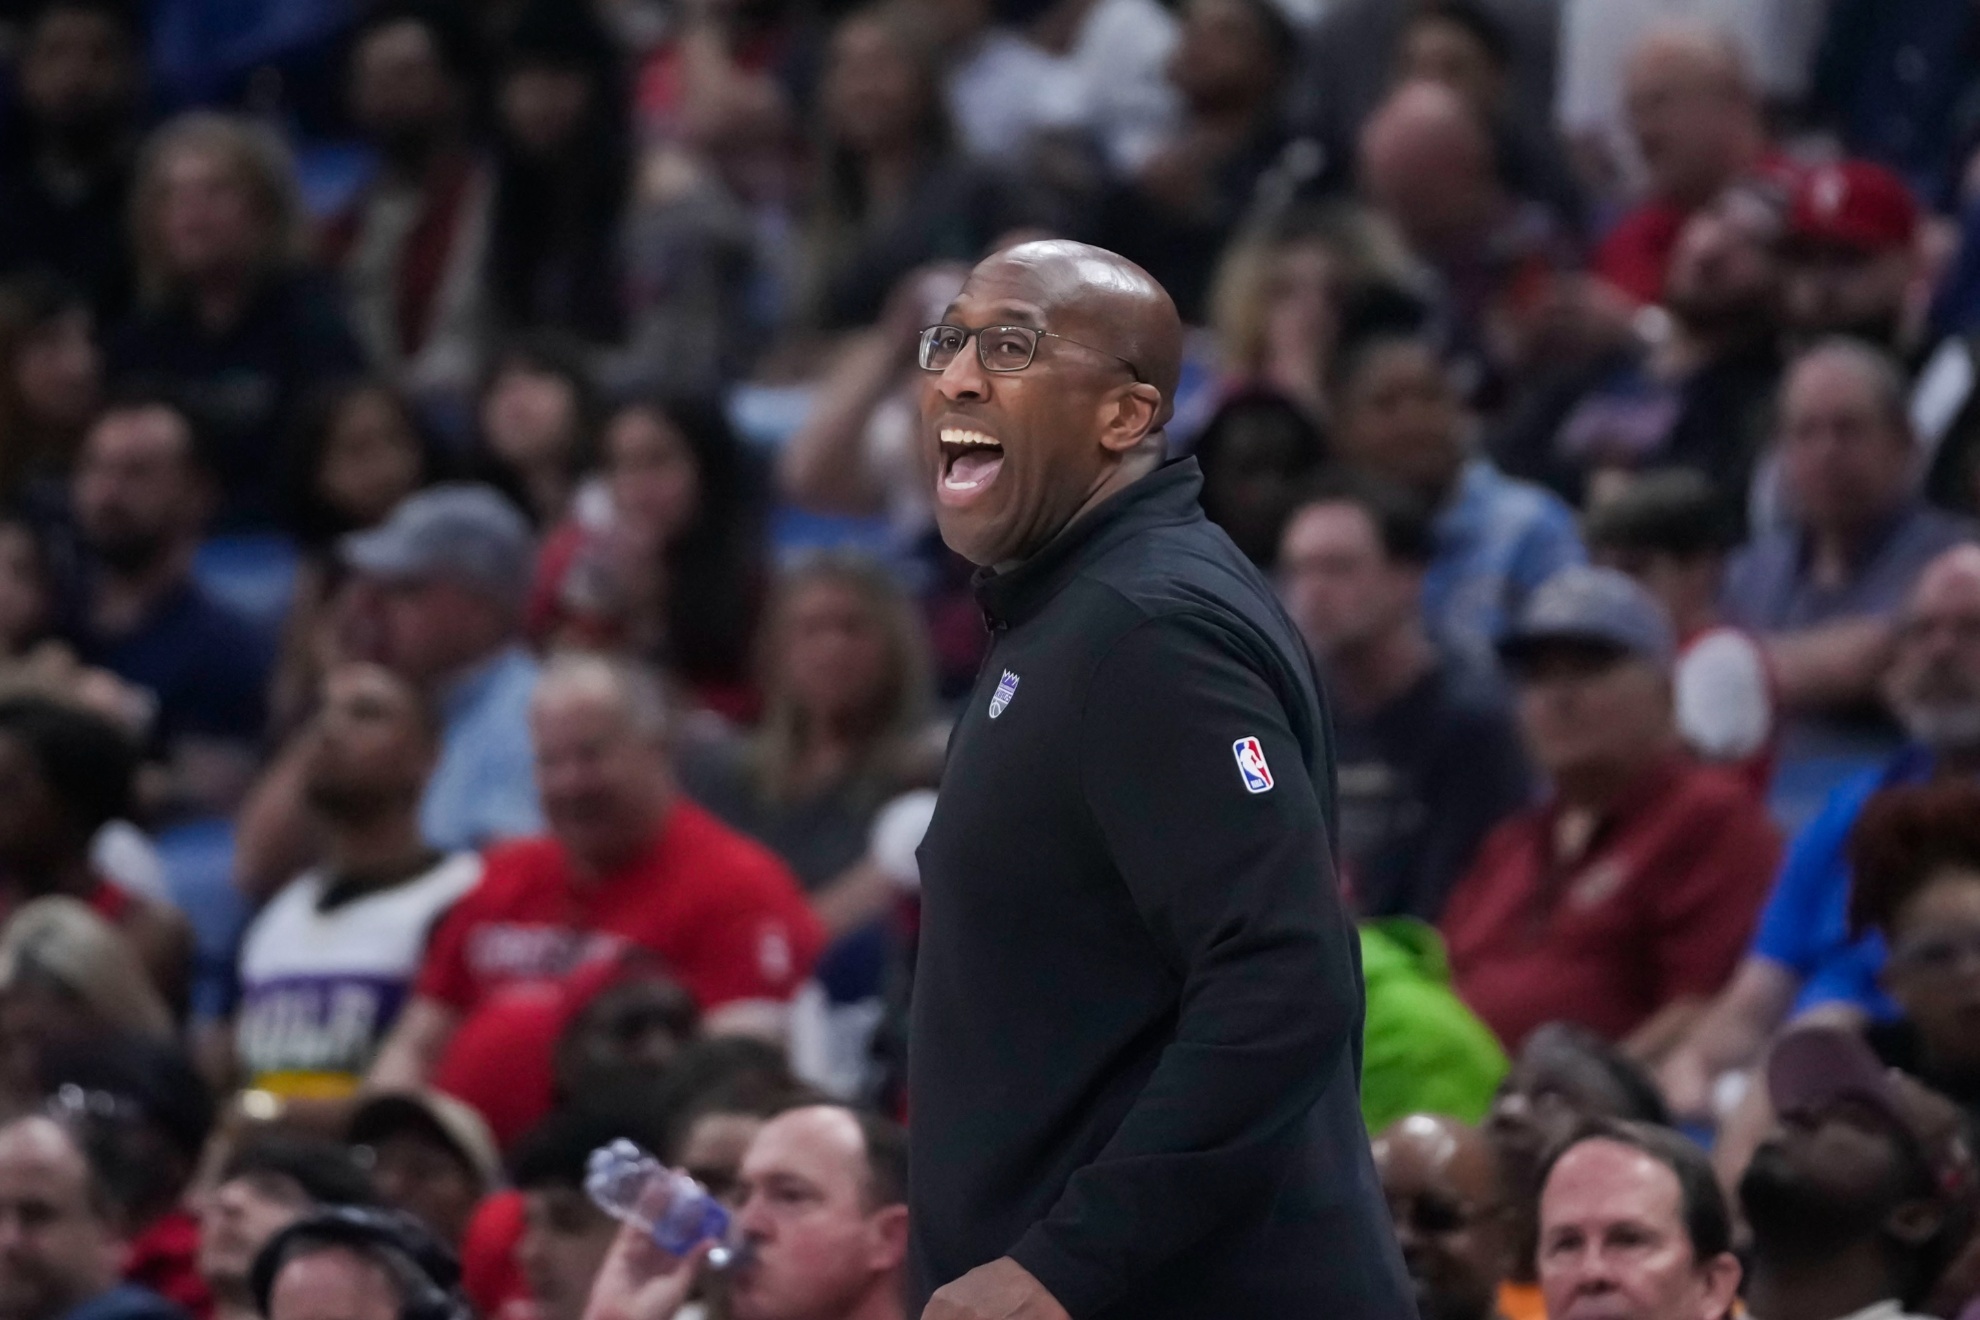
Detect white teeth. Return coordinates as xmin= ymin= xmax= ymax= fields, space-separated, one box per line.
xmin=939 ymin=428 xmax=1002 ymax=448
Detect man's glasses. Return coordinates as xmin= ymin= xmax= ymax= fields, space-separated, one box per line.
xmin=918 ymin=324 xmax=1143 ymax=382
xmin=45 ymin=1084 xmax=145 ymax=1130
xmin=1386 ymin=1192 xmax=1498 ymax=1236
xmin=1890 ymin=928 xmax=1980 ymax=975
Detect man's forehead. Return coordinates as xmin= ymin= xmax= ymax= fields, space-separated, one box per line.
xmin=743 ymin=1109 xmax=864 ymax=1184
xmin=944 ymin=290 xmax=1051 ymax=328
xmin=1550 ymin=1141 xmax=1678 ymax=1208
xmin=954 ymin=244 xmax=1151 ymax=321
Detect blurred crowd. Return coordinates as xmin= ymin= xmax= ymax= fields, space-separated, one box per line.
xmin=9 ymin=0 xmax=1980 ymax=1317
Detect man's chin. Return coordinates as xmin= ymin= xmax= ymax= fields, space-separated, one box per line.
xmin=932 ymin=509 xmax=1006 ymax=569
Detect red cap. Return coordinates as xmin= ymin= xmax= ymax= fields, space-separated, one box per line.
xmin=1766 ymin=1025 xmax=1975 ymax=1199
xmin=430 ymin=953 xmax=674 ymax=1151
xmin=1786 ymin=160 xmax=1919 ymax=254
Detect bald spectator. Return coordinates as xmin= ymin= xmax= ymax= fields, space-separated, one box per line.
xmin=1659 ymin=547 xmax=1980 ymax=1120
xmin=367 ymin=654 xmax=822 ymax=1092
xmin=0 ymin=1115 xmax=185 ymax=1320
xmin=1358 ymin=80 xmax=1574 ymax=385
xmin=1724 ymin=341 xmax=1975 ymax=770
xmin=1374 ymin=1115 xmax=1516 ymax=1320
xmin=580 ymin=1103 xmax=908 ymax=1320
xmin=1290 ymin=0 xmax=1559 ymax=199
xmin=1595 ymin=26 xmax=1770 ymax=306
xmin=1441 ymin=567 xmax=1780 ymax=1054
xmin=1535 ymin=1121 xmax=1741 ymax=1320
xmin=1394 ymin=1 xmax=1581 ymax=227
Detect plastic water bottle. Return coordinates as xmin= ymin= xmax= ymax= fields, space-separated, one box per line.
xmin=585 ymin=1140 xmax=744 ymax=1269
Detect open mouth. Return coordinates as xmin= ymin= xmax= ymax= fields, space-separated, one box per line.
xmin=937 ymin=427 xmax=1005 ymax=503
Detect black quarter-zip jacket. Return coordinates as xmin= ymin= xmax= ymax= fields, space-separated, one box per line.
xmin=908 ymin=459 xmax=1414 ymax=1319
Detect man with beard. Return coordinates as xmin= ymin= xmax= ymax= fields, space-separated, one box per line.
xmin=1494 ymin=176 xmax=1787 ymax=505
xmin=1739 ymin=1025 xmax=1976 ymax=1320
xmin=233 ymin=663 xmax=481 ymax=1099
xmin=0 ymin=0 xmax=143 ymax=319
xmin=1373 ymin=1114 xmax=1517 ymax=1320
xmin=1660 ymin=545 xmax=1980 ymax=1119
xmin=1778 ymin=162 xmax=1923 ymax=354
xmin=61 ymin=391 xmax=272 ymax=815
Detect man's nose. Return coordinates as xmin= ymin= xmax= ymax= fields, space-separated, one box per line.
xmin=1572 ymin=1249 xmax=1620 ymax=1290
xmin=933 ymin=347 xmax=989 ymax=403
xmin=733 ymin=1192 xmax=774 ymax=1240
xmin=1390 ymin=1215 xmax=1422 ymax=1258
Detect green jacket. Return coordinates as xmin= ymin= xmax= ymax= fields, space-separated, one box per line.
xmin=1360 ymin=918 xmax=1508 ymax=1131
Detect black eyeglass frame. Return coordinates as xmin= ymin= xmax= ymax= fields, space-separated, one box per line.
xmin=917 ymin=323 xmax=1144 ymax=383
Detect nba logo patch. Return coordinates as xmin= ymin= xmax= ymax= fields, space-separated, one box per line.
xmin=1233 ymin=737 xmax=1273 ymax=793
xmin=989 ymin=670 xmax=1020 ymax=719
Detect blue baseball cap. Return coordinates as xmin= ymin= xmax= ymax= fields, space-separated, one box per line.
xmin=1497 ymin=566 xmax=1676 ymax=669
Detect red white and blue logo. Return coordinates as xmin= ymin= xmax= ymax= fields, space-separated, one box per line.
xmin=1233 ymin=736 xmax=1273 ymax=793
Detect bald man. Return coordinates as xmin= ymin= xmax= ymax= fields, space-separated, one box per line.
xmin=1596 ymin=24 xmax=1769 ymax=304
xmin=1374 ymin=1116 xmax=1517 ymax=1320
xmin=1360 ymin=79 xmax=1504 ymax=261
xmin=909 ymin=240 xmax=1411 ymax=1320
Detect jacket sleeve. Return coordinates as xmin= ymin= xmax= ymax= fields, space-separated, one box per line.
xmin=1007 ymin=613 xmax=1362 ymax=1317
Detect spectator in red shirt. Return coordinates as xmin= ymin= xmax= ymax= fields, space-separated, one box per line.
xmin=1441 ymin=566 xmax=1781 ymax=1055
xmin=368 ymin=653 xmax=822 ymax=1092
xmin=1595 ymin=26 xmax=1768 ymax=307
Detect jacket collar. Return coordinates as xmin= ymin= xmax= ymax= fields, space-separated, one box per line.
xmin=972 ymin=457 xmax=1206 ymax=631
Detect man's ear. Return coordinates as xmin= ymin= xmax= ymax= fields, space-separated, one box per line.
xmin=1696 ymin=1251 xmax=1743 ymax=1320
xmin=1887 ymin=1197 xmax=1946 ymax=1249
xmin=1095 ymin=383 xmax=1165 ymax=456
xmin=866 ymin=1203 xmax=909 ymax=1273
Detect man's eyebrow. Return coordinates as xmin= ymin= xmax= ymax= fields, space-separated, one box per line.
xmin=941 ymin=300 xmax=1048 ymax=327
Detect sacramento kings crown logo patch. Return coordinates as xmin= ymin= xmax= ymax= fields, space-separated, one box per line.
xmin=989 ymin=670 xmax=1020 ymax=719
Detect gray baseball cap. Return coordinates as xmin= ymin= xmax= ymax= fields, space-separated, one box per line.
xmin=1497 ymin=566 xmax=1676 ymax=669
xmin=340 ymin=484 xmax=534 ymax=608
